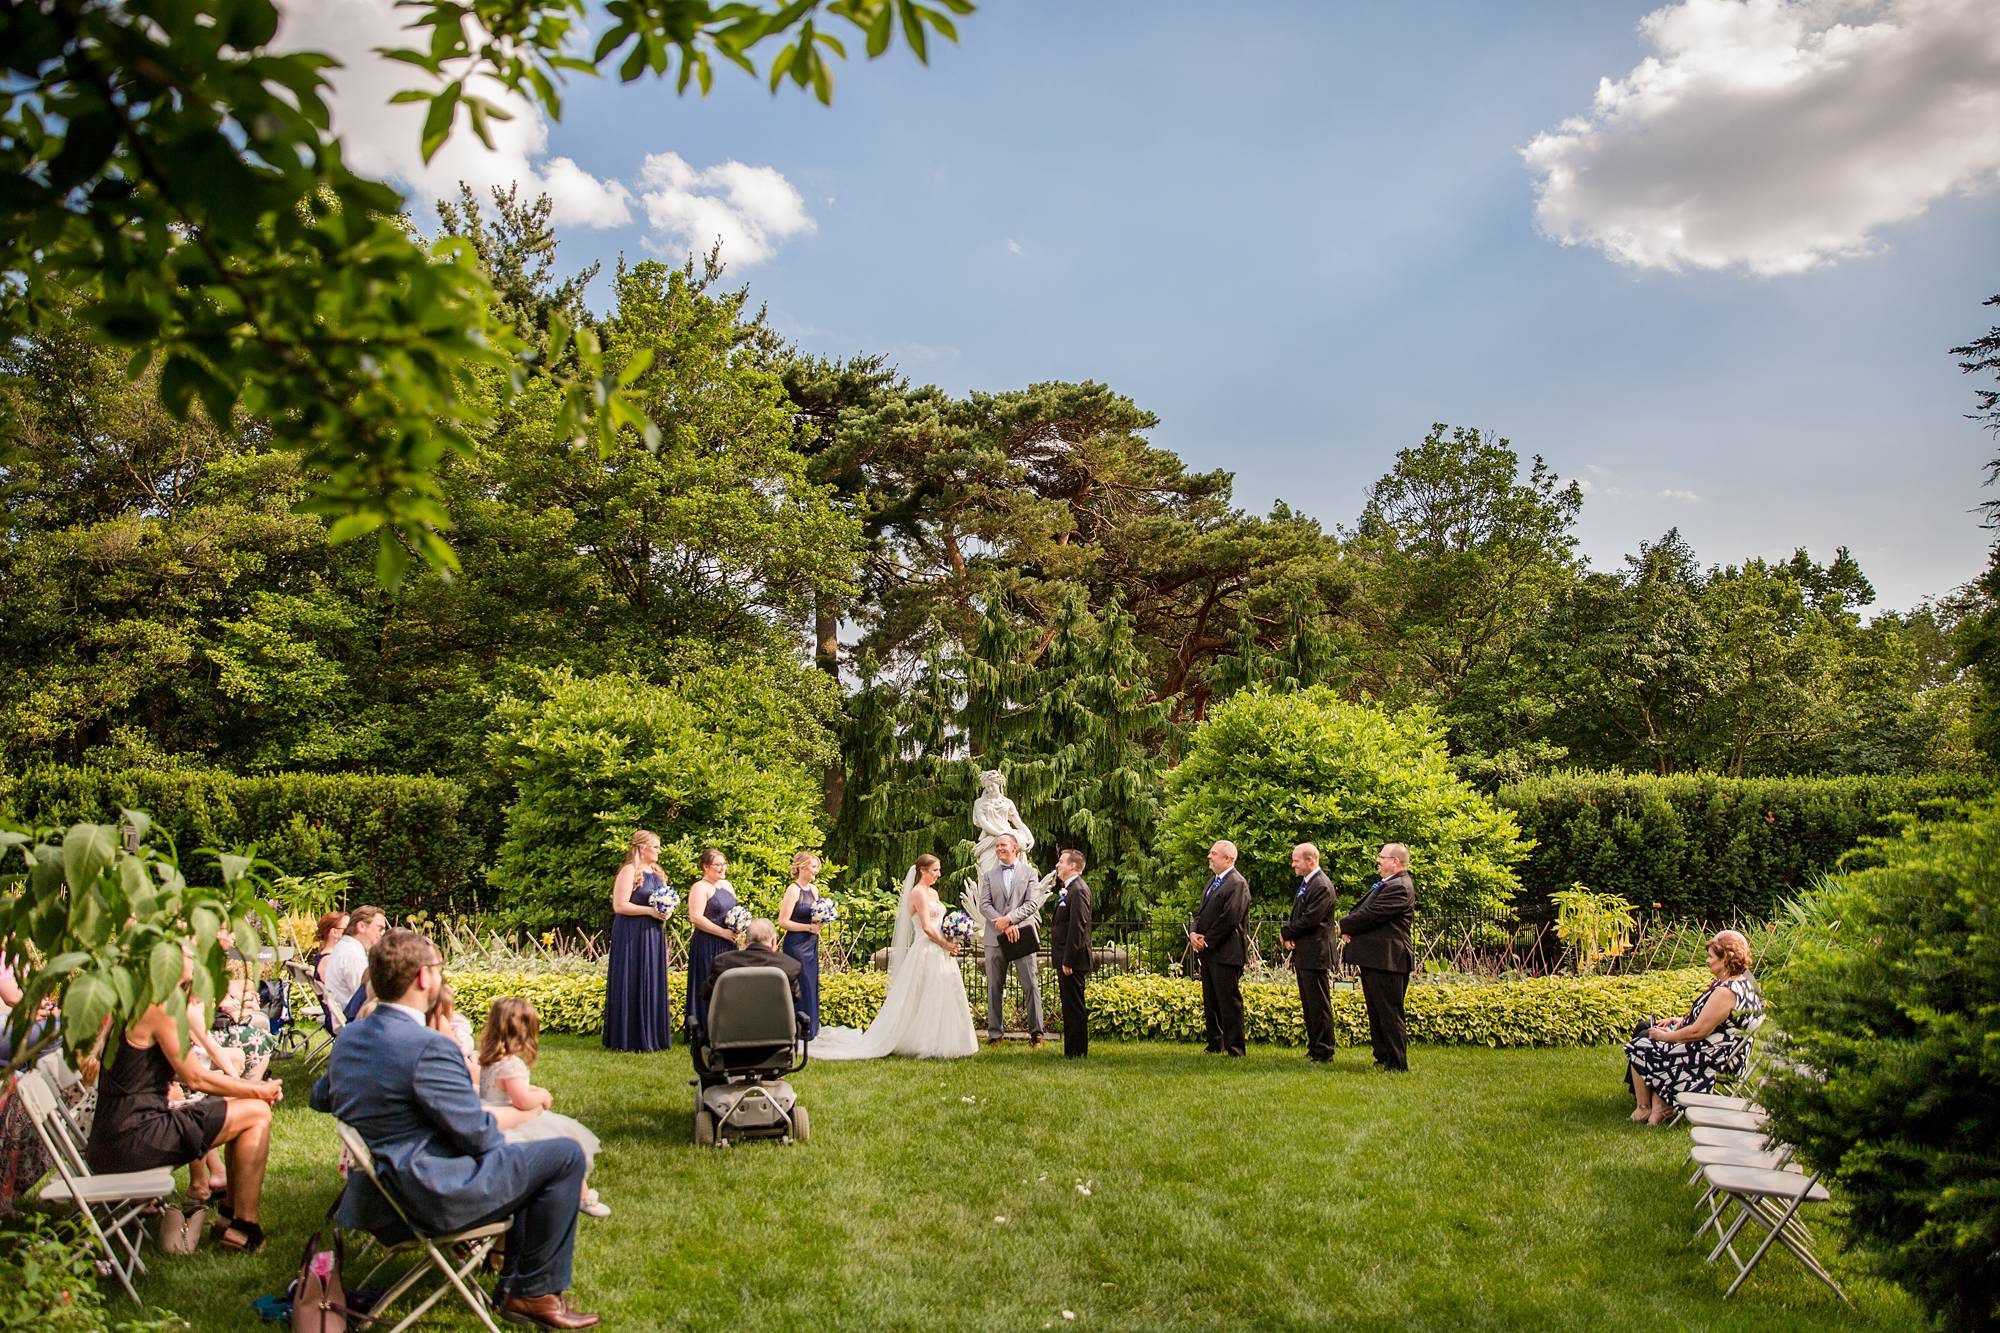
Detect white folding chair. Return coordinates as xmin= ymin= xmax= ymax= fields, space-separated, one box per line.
xmin=282 ymin=961 xmax=339 ymax=1073
xmin=333 ymin=1120 xmax=505 ymax=1333
xmin=1681 ymin=1104 xmax=1769 ymax=1134
xmin=13 ymin=1067 xmax=175 ymax=1304
xmin=1695 ymin=1163 xmax=1848 ymax=1302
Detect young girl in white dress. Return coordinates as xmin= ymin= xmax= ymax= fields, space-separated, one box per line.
xmin=477 ymin=998 xmax=611 ymax=1218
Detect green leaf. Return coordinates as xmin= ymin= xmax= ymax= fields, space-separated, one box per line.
xmin=326 ymin=511 xmax=387 ymax=544
xmin=62 ymin=972 xmax=115 ymax=1047
xmin=218 ymin=851 xmax=254 ymax=886
xmin=898 ymin=0 xmax=929 ymax=62
xmin=866 ymin=2 xmax=894 ymax=56
xmin=420 ymin=82 xmax=462 ymax=164
xmin=48 ymin=108 xmax=118 ymax=191
xmin=62 ymin=823 xmax=116 ymax=895
xmin=615 ymin=348 xmax=654 ymax=386
xmin=377 ymin=528 xmax=410 ymax=586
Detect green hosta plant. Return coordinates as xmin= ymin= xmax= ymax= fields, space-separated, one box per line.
xmin=0 ymin=811 xmax=280 ymax=1073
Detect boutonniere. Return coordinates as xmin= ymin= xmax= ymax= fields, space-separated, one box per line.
xmin=1058 ymin=889 xmax=1069 ymax=908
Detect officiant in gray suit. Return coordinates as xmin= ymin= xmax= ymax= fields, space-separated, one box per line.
xmin=976 ymin=833 xmax=1050 ymax=1047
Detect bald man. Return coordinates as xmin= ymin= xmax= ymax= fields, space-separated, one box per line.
xmin=1280 ymin=843 xmax=1338 ymax=1063
xmin=1190 ymin=840 xmax=1250 ymax=1057
xmin=1340 ymin=844 xmax=1416 ymax=1072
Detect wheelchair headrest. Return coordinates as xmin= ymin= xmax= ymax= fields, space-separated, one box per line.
xmin=707 ymin=966 xmax=799 ymax=1047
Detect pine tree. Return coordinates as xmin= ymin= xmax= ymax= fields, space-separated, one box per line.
xmin=1052 ymin=597 xmax=1168 ymax=914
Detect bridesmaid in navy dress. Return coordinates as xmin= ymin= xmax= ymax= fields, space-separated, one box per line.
xmin=683 ymin=847 xmax=741 ymax=1040
xmin=777 ymin=851 xmax=825 ymax=1037
xmin=603 ymin=829 xmax=675 ymax=1051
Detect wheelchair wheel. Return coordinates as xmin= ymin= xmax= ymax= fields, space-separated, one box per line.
xmin=790 ymin=1105 xmax=810 ymax=1143
xmin=694 ymin=1108 xmax=716 ymax=1147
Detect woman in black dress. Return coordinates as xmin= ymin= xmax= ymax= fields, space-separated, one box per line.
xmin=777 ymin=851 xmax=826 ymax=1038
xmin=1624 ymin=929 xmax=1765 ymax=1124
xmin=86 ymin=944 xmax=285 ymax=1252
xmin=603 ymin=829 xmax=675 ymax=1051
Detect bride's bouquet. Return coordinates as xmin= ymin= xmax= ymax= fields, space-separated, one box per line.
xmin=941 ymin=909 xmax=976 ymax=948
xmin=647 ymin=883 xmax=680 ymax=916
xmin=723 ymin=904 xmax=752 ymax=934
xmin=809 ymin=897 xmax=838 ymax=925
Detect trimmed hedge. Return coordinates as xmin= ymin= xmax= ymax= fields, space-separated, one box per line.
xmin=1496 ymin=772 xmax=1991 ymax=921
xmin=442 ymin=964 xmax=1712 ymax=1048
xmin=0 ymin=764 xmax=482 ymax=916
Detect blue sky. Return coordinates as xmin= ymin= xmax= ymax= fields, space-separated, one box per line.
xmin=304 ymin=0 xmax=2000 ymax=612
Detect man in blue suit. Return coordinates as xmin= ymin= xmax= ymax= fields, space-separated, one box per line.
xmin=313 ymin=929 xmax=600 ymax=1329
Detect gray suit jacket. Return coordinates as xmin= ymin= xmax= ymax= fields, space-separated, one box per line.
xmin=976 ymin=860 xmax=1050 ymax=947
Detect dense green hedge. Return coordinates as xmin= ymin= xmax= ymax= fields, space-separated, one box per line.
xmin=1496 ymin=772 xmax=1990 ymax=920
xmin=444 ymin=964 xmax=1711 ymax=1047
xmin=0 ymin=765 xmax=483 ymax=916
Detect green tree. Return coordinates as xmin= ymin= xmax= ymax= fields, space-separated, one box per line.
xmin=1952 ymin=291 xmax=2000 ymax=765
xmin=1156 ymin=687 xmax=1528 ymax=920
xmin=0 ymin=0 xmax=970 ymax=580
xmin=487 ymin=664 xmax=836 ymax=928
xmin=1763 ymin=802 xmax=2000 ymax=1330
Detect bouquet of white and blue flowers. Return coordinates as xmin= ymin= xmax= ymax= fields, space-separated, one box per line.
xmin=648 ymin=884 xmax=680 ymax=916
xmin=809 ymin=896 xmax=838 ymax=925
xmin=723 ymin=904 xmax=752 ymax=934
xmin=941 ymin=909 xmax=976 ymax=948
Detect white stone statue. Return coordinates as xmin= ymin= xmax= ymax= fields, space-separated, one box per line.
xmin=970 ymin=768 xmax=1036 ymax=879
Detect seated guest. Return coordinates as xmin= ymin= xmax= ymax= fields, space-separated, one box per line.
xmin=430 ymin=982 xmax=477 ymax=1079
xmin=478 ymin=999 xmax=610 ymax=1219
xmin=702 ymin=918 xmax=804 ymax=1015
xmin=321 ymin=905 xmax=386 ymax=1021
xmin=311 ymin=929 xmax=600 ymax=1329
xmin=309 ymin=912 xmax=348 ymax=983
xmin=1624 ymin=929 xmax=1765 ymax=1125
xmin=85 ymin=944 xmax=283 ymax=1252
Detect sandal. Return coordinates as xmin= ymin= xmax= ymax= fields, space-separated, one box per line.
xmin=218 ymin=1219 xmax=266 ymax=1255
xmin=207 ymin=1201 xmax=236 ymax=1241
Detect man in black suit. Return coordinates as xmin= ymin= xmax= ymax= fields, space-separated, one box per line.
xmin=702 ymin=919 xmax=804 ymax=1014
xmin=1279 ymin=842 xmax=1338 ymax=1063
xmin=1189 ymin=839 xmax=1250 ymax=1057
xmin=1340 ymin=843 xmax=1416 ymax=1072
xmin=1049 ymin=849 xmax=1093 ymax=1058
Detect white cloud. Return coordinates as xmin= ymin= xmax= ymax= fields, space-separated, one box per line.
xmin=1659 ymin=488 xmax=1703 ymax=502
xmin=1522 ymin=0 xmax=2000 ymax=275
xmin=273 ymin=0 xmax=812 ymax=265
xmin=1007 ymin=238 xmax=1023 ymax=255
xmin=636 ymin=153 xmax=815 ymax=265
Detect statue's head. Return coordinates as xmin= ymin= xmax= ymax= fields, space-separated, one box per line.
xmin=978 ymin=768 xmax=1006 ymax=796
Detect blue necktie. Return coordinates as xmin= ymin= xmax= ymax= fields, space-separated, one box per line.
xmin=1204 ymin=875 xmax=1221 ymax=899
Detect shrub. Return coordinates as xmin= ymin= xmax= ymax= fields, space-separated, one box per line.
xmin=1157 ymin=688 xmax=1529 ymax=919
xmin=1496 ymin=771 xmax=1990 ymax=920
xmin=486 ymin=665 xmax=836 ymax=929
xmin=0 ymin=1212 xmax=186 ymax=1331
xmin=440 ymin=962 xmax=1708 ymax=1048
xmin=1762 ymin=801 xmax=2000 ymax=1331
xmin=0 ymin=765 xmax=480 ymax=917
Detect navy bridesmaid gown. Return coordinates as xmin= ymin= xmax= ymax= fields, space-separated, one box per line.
xmin=603 ymin=868 xmax=673 ymax=1051
xmin=781 ymin=886 xmax=822 ymax=1037
xmin=684 ymin=880 xmax=739 ymax=1040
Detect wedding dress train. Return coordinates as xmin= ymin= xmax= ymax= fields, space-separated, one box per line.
xmin=808 ymin=877 xmax=977 ymax=1061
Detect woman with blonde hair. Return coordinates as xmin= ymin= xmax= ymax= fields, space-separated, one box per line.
xmin=603 ymin=829 xmax=674 ymax=1052
xmin=683 ymin=847 xmax=740 ymax=1041
xmin=1623 ymin=929 xmax=1764 ymax=1124
xmin=777 ymin=851 xmax=827 ymax=1037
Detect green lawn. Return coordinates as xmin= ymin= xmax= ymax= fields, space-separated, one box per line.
xmin=135 ymin=1038 xmax=1914 ymax=1330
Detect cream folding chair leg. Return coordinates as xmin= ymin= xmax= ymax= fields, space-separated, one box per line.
xmin=13 ymin=1069 xmax=175 ymax=1304
xmin=333 ymin=1120 xmax=504 ymax=1333
xmin=1698 ymin=1165 xmax=1848 ymax=1302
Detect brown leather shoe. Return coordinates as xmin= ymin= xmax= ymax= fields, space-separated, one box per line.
xmin=500 ymin=1292 xmax=601 ymax=1329
xmin=987 ymin=1035 xmax=1003 ymax=1045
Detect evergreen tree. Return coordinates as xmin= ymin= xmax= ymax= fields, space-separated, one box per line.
xmin=1059 ymin=597 xmax=1168 ymax=914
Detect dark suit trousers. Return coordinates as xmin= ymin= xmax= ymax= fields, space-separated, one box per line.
xmin=1201 ymin=959 xmax=1245 ymax=1055
xmin=470 ymin=1138 xmax=587 ymax=1300
xmin=1359 ymin=967 xmax=1410 ymax=1071
xmin=1296 ymin=967 xmax=1335 ymax=1061
xmin=1058 ymin=970 xmax=1088 ymax=1058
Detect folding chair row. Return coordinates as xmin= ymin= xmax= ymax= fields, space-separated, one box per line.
xmin=11 ymin=1066 xmax=175 ymax=1305
xmin=1674 ymin=1104 xmax=1848 ymax=1303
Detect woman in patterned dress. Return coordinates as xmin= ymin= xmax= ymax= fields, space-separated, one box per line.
xmin=1624 ymin=929 xmax=1764 ymax=1124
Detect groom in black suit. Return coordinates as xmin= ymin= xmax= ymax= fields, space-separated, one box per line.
xmin=1279 ymin=842 xmax=1338 ymax=1063
xmin=1050 ymin=849 xmax=1093 ymax=1058
xmin=1190 ymin=839 xmax=1250 ymax=1057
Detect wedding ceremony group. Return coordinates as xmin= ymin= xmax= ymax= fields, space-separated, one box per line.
xmin=2 ymin=0 xmax=1997 ymax=1329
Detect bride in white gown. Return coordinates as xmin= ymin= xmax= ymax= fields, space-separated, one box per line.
xmin=809 ymin=854 xmax=978 ymax=1060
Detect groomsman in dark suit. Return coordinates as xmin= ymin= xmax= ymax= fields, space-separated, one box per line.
xmin=1279 ymin=842 xmax=1338 ymax=1063
xmin=1340 ymin=843 xmax=1416 ymax=1072
xmin=1050 ymin=849 xmax=1093 ymax=1058
xmin=1190 ymin=840 xmax=1250 ymax=1057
